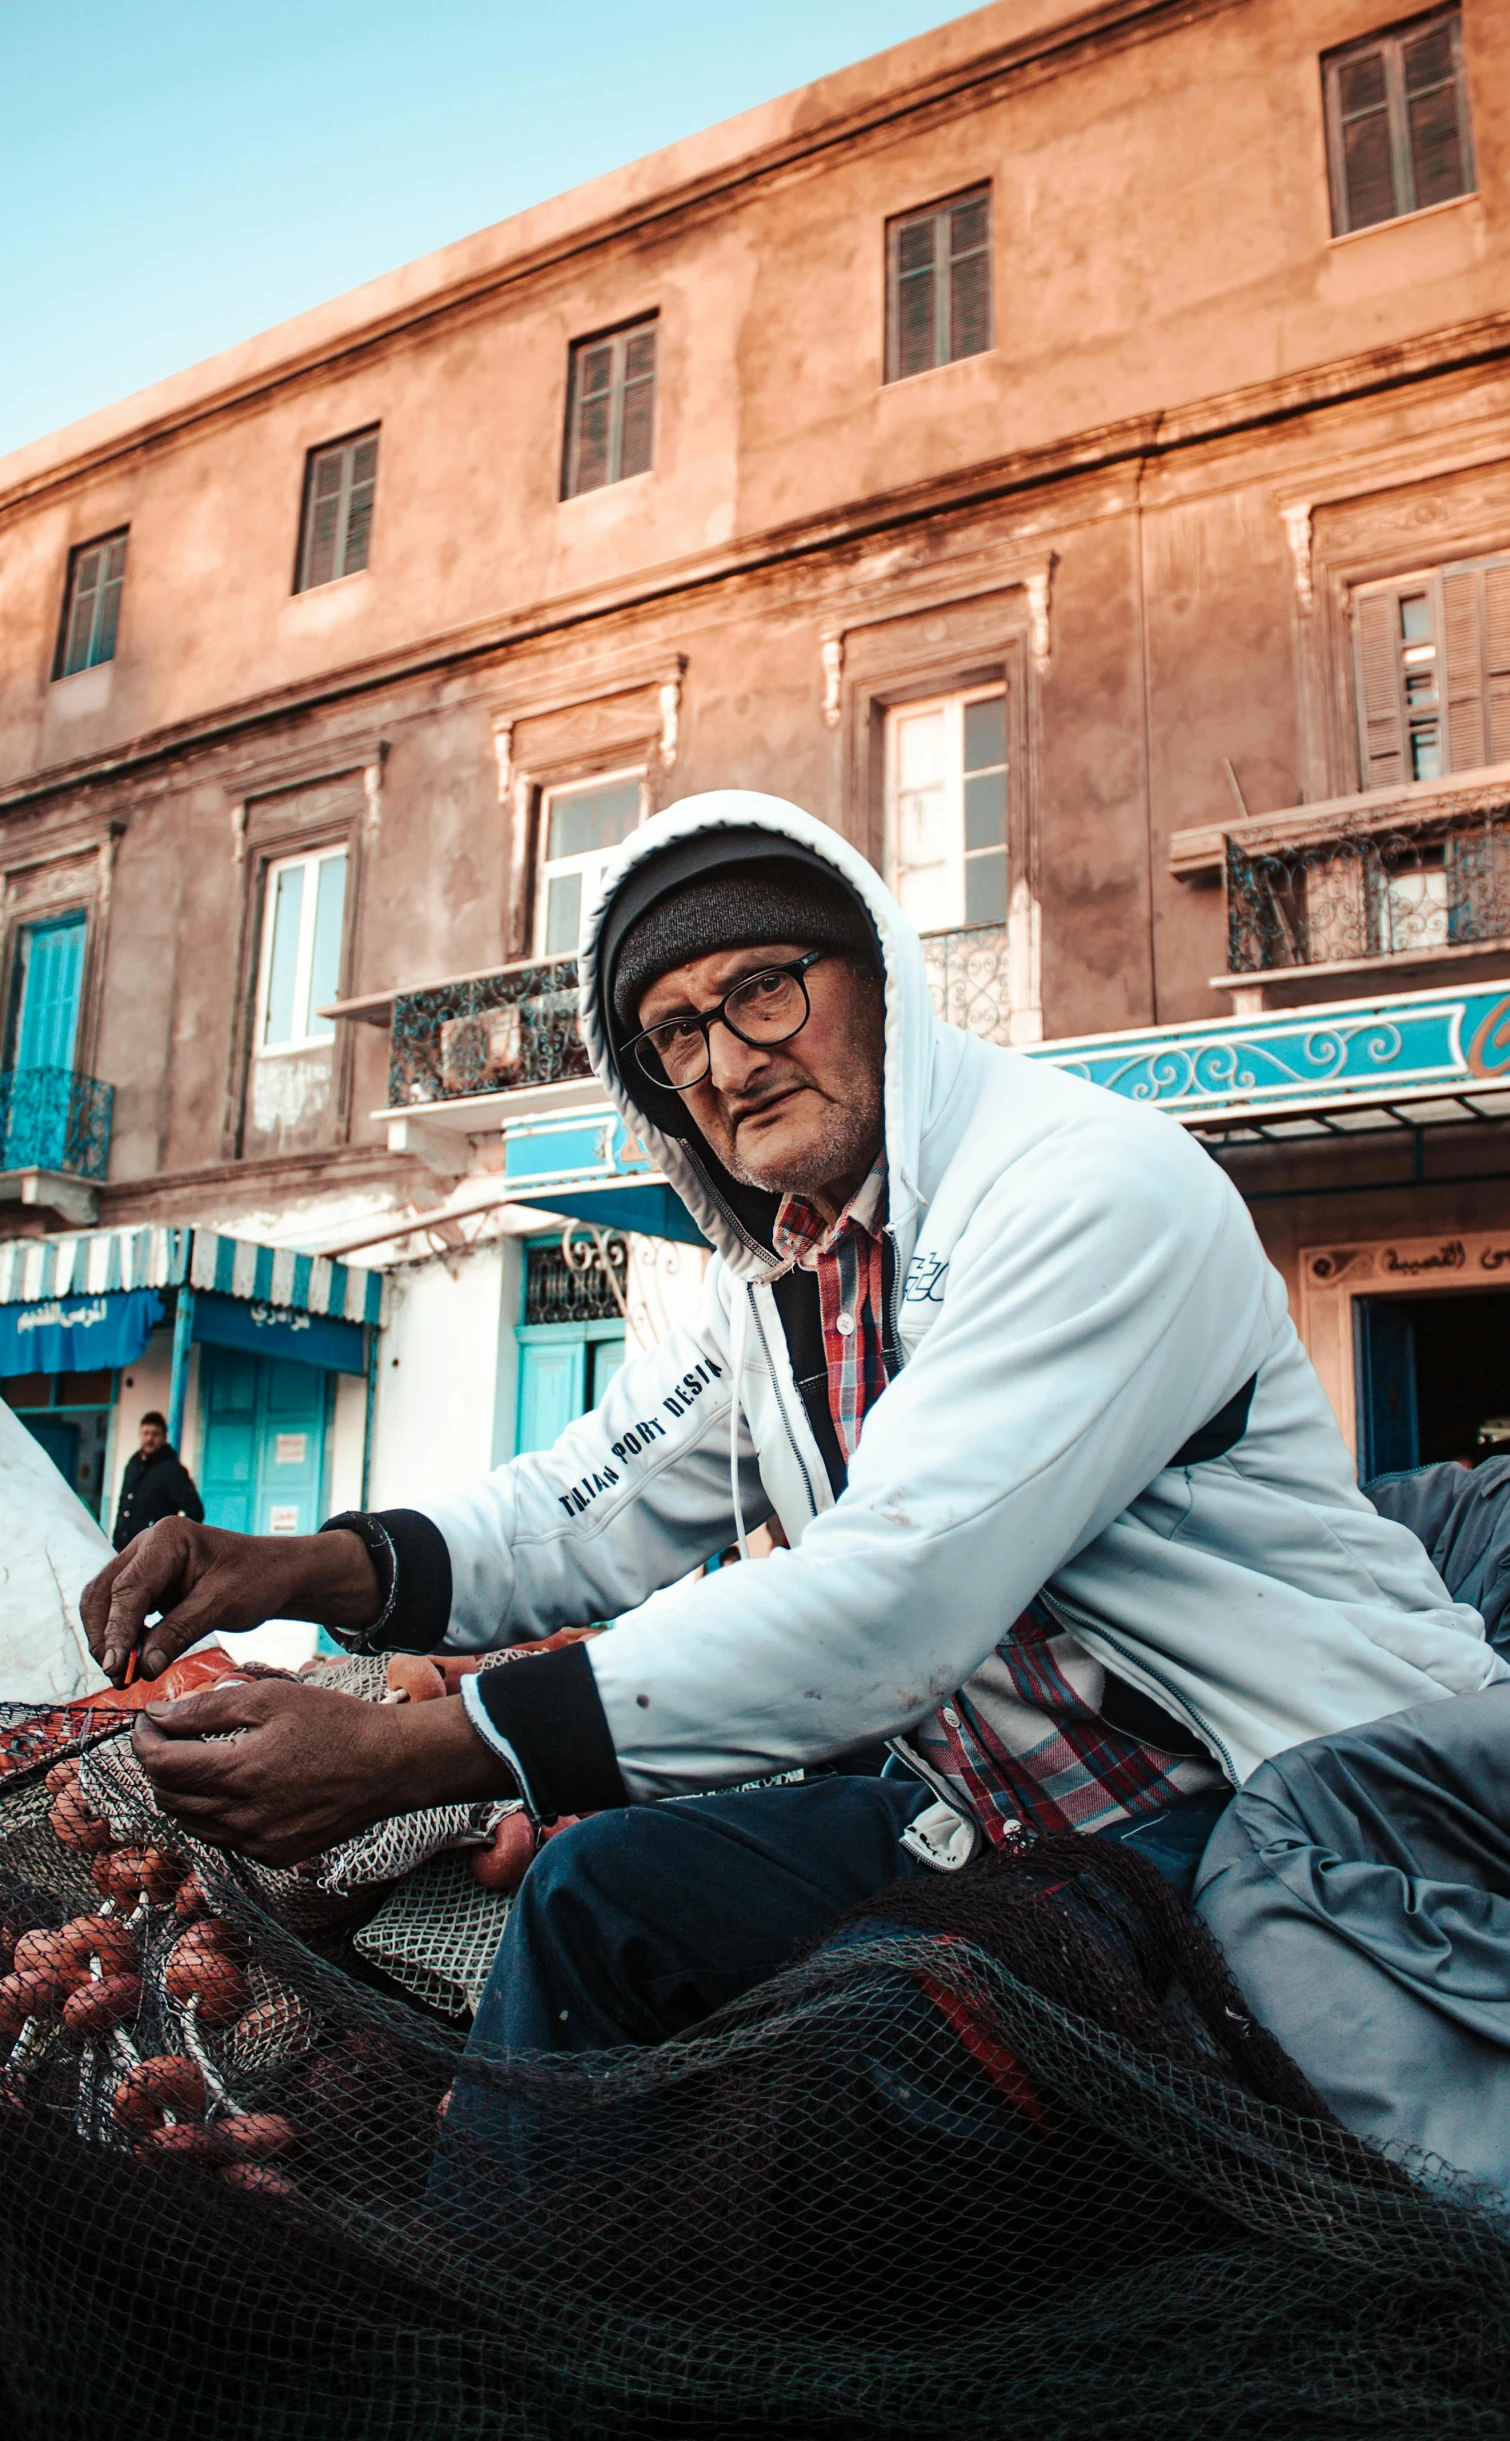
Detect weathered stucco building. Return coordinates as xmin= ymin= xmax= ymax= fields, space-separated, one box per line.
xmin=2 ymin=0 xmax=1509 ymax=1583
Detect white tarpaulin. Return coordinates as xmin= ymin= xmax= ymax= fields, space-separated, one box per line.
xmin=0 ymin=1399 xmax=111 ymax=1705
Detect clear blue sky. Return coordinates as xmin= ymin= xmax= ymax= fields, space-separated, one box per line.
xmin=2 ymin=2 xmax=960 ymax=459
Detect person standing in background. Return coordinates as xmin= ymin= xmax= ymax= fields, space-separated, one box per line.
xmin=112 ymin=1412 xmax=203 ymax=1553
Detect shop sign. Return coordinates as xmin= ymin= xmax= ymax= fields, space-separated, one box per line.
xmin=0 ymin=1286 xmax=164 ymax=1377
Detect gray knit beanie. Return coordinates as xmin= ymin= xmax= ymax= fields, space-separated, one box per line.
xmin=612 ymin=856 xmax=880 ymax=1034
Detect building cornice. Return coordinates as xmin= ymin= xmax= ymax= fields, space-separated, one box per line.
xmin=0 ymin=0 xmax=1237 ymax=521
xmin=4 ymin=306 xmax=1510 ymax=823
xmin=95 ymin=1140 xmax=412 ymax=1229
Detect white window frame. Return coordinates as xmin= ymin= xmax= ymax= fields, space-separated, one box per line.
xmin=883 ymin=686 xmax=1008 ymax=935
xmin=255 ymin=844 xmax=349 ymax=1056
xmin=534 ymin=768 xmax=648 ymax=958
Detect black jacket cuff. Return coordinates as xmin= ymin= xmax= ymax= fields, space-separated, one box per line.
xmin=471 ymin=1640 xmax=628 ymax=1817
xmin=319 ymin=1508 xmax=453 ymax=1653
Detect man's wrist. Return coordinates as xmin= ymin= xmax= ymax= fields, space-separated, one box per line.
xmin=379 ymin=1693 xmax=519 ymax=1812
xmin=278 ymin=1528 xmax=384 ymax=1632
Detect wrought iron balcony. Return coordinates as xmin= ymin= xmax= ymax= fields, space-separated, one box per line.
xmin=0 ymin=1067 xmax=112 ymax=1178
xmin=1227 ymin=793 xmax=1510 ymax=975
xmin=920 ymin=923 xmax=1012 ymax=1045
xmin=388 ymin=955 xmax=592 ymax=1106
xmin=381 ymin=925 xmax=1022 ymax=1112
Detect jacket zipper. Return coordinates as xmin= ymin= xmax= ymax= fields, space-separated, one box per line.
xmin=881 ymin=1224 xmax=907 ymax=1379
xmin=1037 ymin=1584 xmax=1239 ymax=1788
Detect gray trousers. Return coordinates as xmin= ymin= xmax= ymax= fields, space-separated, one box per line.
xmin=1196 ymin=1682 xmax=1510 ymax=2195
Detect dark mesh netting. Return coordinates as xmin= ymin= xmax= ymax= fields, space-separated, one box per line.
xmin=1 ymin=1713 xmax=1509 ymax=2441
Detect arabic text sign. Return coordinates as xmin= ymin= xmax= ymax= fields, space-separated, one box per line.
xmin=0 ymin=1287 xmax=164 ymax=1378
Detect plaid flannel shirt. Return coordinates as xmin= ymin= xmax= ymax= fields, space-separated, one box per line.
xmin=771 ymin=1162 xmax=1221 ymax=1841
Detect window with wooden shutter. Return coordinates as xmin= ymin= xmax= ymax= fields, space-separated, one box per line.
xmin=1323 ymin=9 xmax=1475 ymax=236
xmin=295 ymin=430 xmax=379 ymax=592
xmin=885 ymin=188 xmax=993 ymax=383
xmin=52 ymin=531 xmax=128 ymax=679
xmin=562 ymin=319 xmax=658 ymax=499
xmin=1352 ymin=554 xmax=1510 ymax=788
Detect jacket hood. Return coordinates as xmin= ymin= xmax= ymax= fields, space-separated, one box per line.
xmin=577 ymin=791 xmax=964 ymax=1277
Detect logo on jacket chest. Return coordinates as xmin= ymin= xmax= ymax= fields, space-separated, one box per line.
xmin=902 ymin=1252 xmax=949 ymax=1306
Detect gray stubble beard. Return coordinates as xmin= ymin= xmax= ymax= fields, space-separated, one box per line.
xmin=718 ymin=1061 xmax=883 ymax=1203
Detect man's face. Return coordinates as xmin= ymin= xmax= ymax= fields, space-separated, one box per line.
xmin=139 ymin=1421 xmax=167 ymax=1458
xmin=635 ymin=940 xmax=884 ymax=1213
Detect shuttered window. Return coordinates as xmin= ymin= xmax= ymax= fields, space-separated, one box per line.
xmin=886 ymin=188 xmax=993 ymax=383
xmin=562 ymin=320 xmax=658 ymax=498
xmin=1323 ymin=9 xmax=1474 ymax=236
xmin=296 ymin=430 xmax=379 ymax=591
xmin=53 ymin=531 xmax=128 ymax=679
xmin=1352 ymin=555 xmax=1510 ymax=788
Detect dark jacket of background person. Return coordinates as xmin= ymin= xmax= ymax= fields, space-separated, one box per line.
xmin=1365 ymin=1459 xmax=1510 ymax=1659
xmin=112 ymin=1445 xmax=204 ymax=1552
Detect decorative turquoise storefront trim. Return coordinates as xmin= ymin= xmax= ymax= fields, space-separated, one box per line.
xmin=1024 ymin=976 xmax=1510 ymax=1124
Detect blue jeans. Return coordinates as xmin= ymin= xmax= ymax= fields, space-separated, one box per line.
xmin=464 ymin=1777 xmax=1230 ymax=2059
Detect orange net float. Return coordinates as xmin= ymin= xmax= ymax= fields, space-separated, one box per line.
xmin=93 ymin=1846 xmax=184 ymax=1909
xmin=53 ymin=1915 xmax=139 ymax=1980
xmin=164 ymin=1926 xmax=249 ymax=2031
xmin=47 ymin=1789 xmax=113 ymax=1855
xmin=112 ymin=2054 xmax=206 ymax=2136
xmin=214 ymin=2111 xmax=295 ymax=2162
xmin=469 ymin=1810 xmax=538 ymax=1893
xmin=136 ymin=2122 xmax=220 ymax=2163
xmin=172 ymin=1869 xmax=212 ymax=1923
xmin=62 ymin=1974 xmax=143 ymax=2039
xmin=383 ymin=1655 xmax=446 ymax=1704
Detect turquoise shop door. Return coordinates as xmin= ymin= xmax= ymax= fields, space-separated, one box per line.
xmin=515 ymin=1322 xmax=625 ymax=1455
xmin=199 ymin=1348 xmax=329 ymax=1536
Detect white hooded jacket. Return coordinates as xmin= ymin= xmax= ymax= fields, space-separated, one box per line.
xmin=418 ymin=791 xmax=1504 ymax=1807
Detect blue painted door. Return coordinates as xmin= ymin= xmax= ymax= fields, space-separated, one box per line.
xmin=1355 ymin=1299 xmax=1419 ymax=1481
xmin=514 ymin=1323 xmax=625 ymax=1455
xmin=199 ymin=1348 xmax=329 ymax=1535
xmin=517 ymin=1333 xmax=586 ymax=1455
xmin=199 ymin=1348 xmax=259 ymax=1532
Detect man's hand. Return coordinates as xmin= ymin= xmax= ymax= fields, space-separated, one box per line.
xmin=131 ymin=1679 xmax=516 ymax=1866
xmin=82 ymin=1523 xmax=383 ymax=1685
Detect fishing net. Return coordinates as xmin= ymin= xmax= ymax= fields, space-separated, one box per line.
xmin=0 ymin=1702 xmax=1508 ymax=2441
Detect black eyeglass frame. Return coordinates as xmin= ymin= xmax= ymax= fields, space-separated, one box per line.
xmin=621 ymin=950 xmax=827 ymax=1091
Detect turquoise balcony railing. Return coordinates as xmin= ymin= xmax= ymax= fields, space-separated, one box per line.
xmin=0 ymin=1068 xmax=113 ymax=1178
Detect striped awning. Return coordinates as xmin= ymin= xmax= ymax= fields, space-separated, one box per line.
xmin=0 ymin=1224 xmax=387 ymax=1326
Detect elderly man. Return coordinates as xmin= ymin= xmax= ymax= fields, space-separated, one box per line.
xmin=82 ymin=792 xmax=1502 ymax=2052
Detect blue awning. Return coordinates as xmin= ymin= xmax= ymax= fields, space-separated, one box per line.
xmin=502 ymin=1180 xmax=709 ymax=1246
xmin=0 ymin=1286 xmax=163 ymax=1378
xmin=191 ymin=1290 xmax=367 ymax=1374
xmin=499 ymin=1107 xmax=709 ymax=1245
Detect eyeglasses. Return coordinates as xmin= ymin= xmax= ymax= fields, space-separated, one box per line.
xmin=622 ymin=951 xmax=826 ymax=1091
